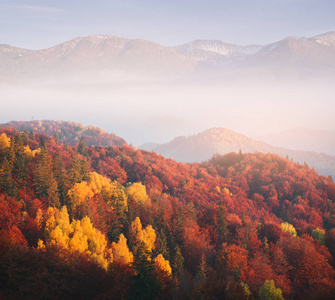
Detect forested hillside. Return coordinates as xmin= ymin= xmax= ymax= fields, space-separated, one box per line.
xmin=2 ymin=120 xmax=125 ymax=147
xmin=0 ymin=126 xmax=335 ymax=299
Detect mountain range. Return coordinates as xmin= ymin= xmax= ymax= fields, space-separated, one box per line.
xmin=1 ymin=31 xmax=335 ymax=82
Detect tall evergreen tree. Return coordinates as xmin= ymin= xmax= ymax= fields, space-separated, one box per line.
xmin=78 ymin=136 xmax=89 ymax=156
xmin=68 ymin=154 xmax=90 ymax=186
xmin=157 ymin=228 xmax=170 ymax=261
xmin=12 ymin=134 xmax=28 ymax=186
xmin=128 ymin=242 xmax=161 ymax=300
xmin=54 ymin=133 xmax=60 ymax=145
xmin=34 ymin=146 xmax=60 ymax=208
xmin=0 ymin=157 xmax=17 ymax=196
xmin=172 ymin=244 xmax=184 ymax=277
xmin=52 ymin=152 xmax=67 ymax=206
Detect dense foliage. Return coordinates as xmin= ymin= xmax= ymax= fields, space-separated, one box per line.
xmin=0 ymin=125 xmax=335 ymax=299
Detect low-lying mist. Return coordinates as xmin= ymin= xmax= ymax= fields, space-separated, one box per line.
xmin=1 ymin=72 xmax=334 ymax=146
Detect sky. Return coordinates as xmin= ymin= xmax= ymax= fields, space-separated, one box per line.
xmin=1 ymin=0 xmax=335 ymax=49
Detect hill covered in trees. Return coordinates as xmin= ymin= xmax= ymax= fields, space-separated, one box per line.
xmin=151 ymin=127 xmax=335 ymax=180
xmin=1 ymin=120 xmax=126 ymax=147
xmin=0 ymin=125 xmax=335 ymax=299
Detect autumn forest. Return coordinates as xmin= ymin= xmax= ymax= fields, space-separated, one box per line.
xmin=0 ymin=123 xmax=335 ymax=300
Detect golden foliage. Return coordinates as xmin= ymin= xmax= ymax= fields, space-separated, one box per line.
xmin=280 ymin=222 xmax=297 ymax=237
xmin=42 ymin=206 xmax=112 ymax=269
xmin=154 ymin=254 xmax=172 ymax=276
xmin=89 ymin=171 xmax=111 ymax=194
xmin=24 ymin=145 xmax=41 ymax=158
xmin=67 ymin=181 xmax=94 ymax=212
xmin=142 ymin=225 xmax=156 ymax=253
xmin=71 ymin=172 xmax=127 ymax=211
xmin=126 ymin=182 xmax=149 ymax=205
xmin=111 ymin=233 xmax=134 ymax=264
xmin=0 ymin=133 xmax=11 ymax=150
xmin=129 ymin=217 xmax=156 ymax=253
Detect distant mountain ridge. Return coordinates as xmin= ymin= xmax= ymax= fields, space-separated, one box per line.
xmin=1 ymin=31 xmax=335 ymax=82
xmin=151 ymin=127 xmax=335 ymax=179
xmin=174 ymin=31 xmax=335 ymax=78
xmin=0 ymin=35 xmax=196 ymax=82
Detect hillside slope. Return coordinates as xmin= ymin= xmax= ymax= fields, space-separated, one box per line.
xmin=1 ymin=120 xmax=126 ymax=147
xmin=153 ymin=127 xmax=335 ymax=179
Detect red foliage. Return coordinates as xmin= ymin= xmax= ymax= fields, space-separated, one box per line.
xmin=1 ymin=125 xmax=335 ymax=299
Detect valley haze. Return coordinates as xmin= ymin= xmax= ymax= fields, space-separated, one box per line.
xmin=1 ymin=31 xmax=335 ymax=146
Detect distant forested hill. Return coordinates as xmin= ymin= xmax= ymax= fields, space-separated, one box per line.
xmin=153 ymin=127 xmax=335 ymax=179
xmin=1 ymin=120 xmax=126 ymax=147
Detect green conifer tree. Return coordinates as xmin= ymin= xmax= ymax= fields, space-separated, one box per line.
xmin=34 ymin=146 xmax=60 ymax=207
xmin=172 ymin=244 xmax=184 ymax=277
xmin=0 ymin=157 xmax=17 ymax=196
xmin=78 ymin=136 xmax=89 ymax=156
xmin=68 ymin=154 xmax=90 ymax=186
xmin=52 ymin=152 xmax=67 ymax=205
xmin=158 ymin=228 xmax=170 ymax=260
xmin=128 ymin=242 xmax=161 ymax=300
xmin=54 ymin=133 xmax=60 ymax=145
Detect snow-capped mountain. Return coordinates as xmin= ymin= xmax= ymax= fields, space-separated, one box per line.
xmin=174 ymin=40 xmax=262 ymax=64
xmin=309 ymin=31 xmax=335 ymax=47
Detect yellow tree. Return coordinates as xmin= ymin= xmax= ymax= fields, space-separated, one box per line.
xmin=104 ymin=181 xmax=128 ymax=211
xmin=85 ymin=172 xmax=128 ymax=210
xmin=280 ymin=222 xmax=297 ymax=237
xmin=129 ymin=217 xmax=156 ymax=254
xmin=89 ymin=171 xmax=110 ymax=194
xmin=0 ymin=133 xmax=10 ymax=150
xmin=111 ymin=233 xmax=134 ymax=264
xmin=67 ymin=181 xmax=94 ymax=213
xmin=154 ymin=254 xmax=172 ymax=291
xmin=154 ymin=254 xmax=172 ymax=276
xmin=24 ymin=145 xmax=40 ymax=158
xmin=40 ymin=206 xmax=112 ymax=269
xmin=44 ymin=206 xmax=73 ymax=249
xmin=69 ymin=219 xmax=89 ymax=253
xmin=126 ymin=182 xmax=149 ymax=205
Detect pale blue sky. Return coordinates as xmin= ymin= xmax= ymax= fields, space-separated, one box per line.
xmin=1 ymin=0 xmax=334 ymax=49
